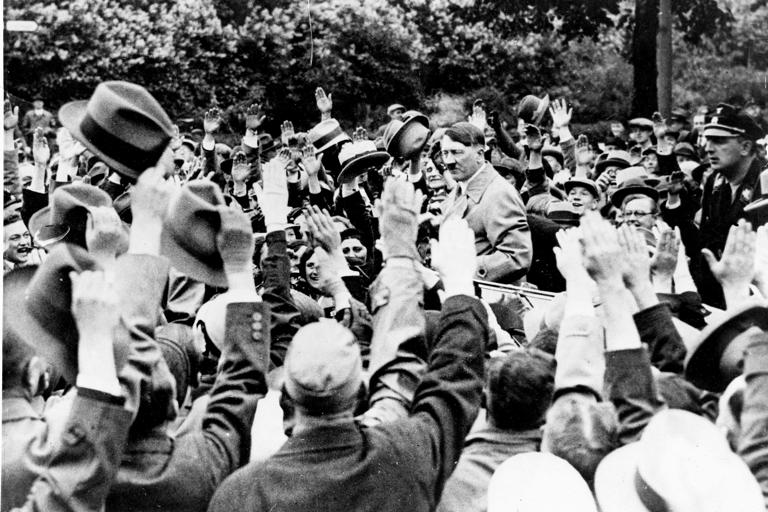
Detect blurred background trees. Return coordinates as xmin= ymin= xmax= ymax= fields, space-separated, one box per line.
xmin=4 ymin=0 xmax=768 ymax=134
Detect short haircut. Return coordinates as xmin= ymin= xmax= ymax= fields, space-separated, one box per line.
xmin=486 ymin=349 xmax=555 ymax=431
xmin=444 ymin=122 xmax=485 ymax=148
xmin=543 ymin=394 xmax=619 ymax=487
xmin=621 ymin=194 xmax=658 ymax=214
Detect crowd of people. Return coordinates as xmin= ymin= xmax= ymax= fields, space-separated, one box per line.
xmin=3 ymin=77 xmax=768 ymax=511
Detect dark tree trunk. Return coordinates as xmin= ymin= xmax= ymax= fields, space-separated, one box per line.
xmin=657 ymin=0 xmax=672 ymax=117
xmin=631 ymin=0 xmax=659 ymax=117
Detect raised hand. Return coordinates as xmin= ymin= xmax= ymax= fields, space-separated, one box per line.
xmin=32 ymin=127 xmax=50 ymax=166
xmin=650 ymin=228 xmax=679 ymax=286
xmin=549 ymin=98 xmax=572 ymax=130
xmin=468 ymin=104 xmax=488 ymax=132
xmin=203 ymin=107 xmax=222 ymax=134
xmin=303 ymin=205 xmax=341 ymax=254
xmin=86 ymin=206 xmax=128 ymax=265
xmin=554 ymin=227 xmax=590 ymax=284
xmin=231 ymin=152 xmax=250 ymax=184
xmin=702 ymin=219 xmax=756 ymax=306
xmin=616 ymin=224 xmax=652 ymax=290
xmin=755 ymin=225 xmax=768 ymax=297
xmin=301 ymin=144 xmax=321 ymax=178
xmin=261 ymin=151 xmax=290 ymax=228
xmin=4 ymin=99 xmax=19 ymax=131
xmin=280 ymin=120 xmax=295 ymax=146
xmin=353 ymin=126 xmax=368 ymax=142
xmin=315 ymin=87 xmax=333 ymax=114
xmin=375 ymin=178 xmax=423 ymax=260
xmin=431 ymin=217 xmax=476 ymax=296
xmin=651 ymin=112 xmax=667 ymax=140
xmin=245 ymin=103 xmax=266 ymax=131
xmin=129 ymin=165 xmax=175 ymax=256
xmin=580 ymin=211 xmax=624 ymax=286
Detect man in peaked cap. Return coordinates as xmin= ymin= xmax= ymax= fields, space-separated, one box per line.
xmin=698 ymin=103 xmax=766 ymax=308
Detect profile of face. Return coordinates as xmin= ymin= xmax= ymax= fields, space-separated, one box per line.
xmin=341 ymin=237 xmax=368 ymax=267
xmin=567 ymin=186 xmax=598 ymax=215
xmin=705 ymin=136 xmax=752 ymax=175
xmin=621 ymin=197 xmax=657 ymax=230
xmin=391 ymin=108 xmax=405 ymax=122
xmin=4 ymin=220 xmax=32 ymax=265
xmin=441 ymin=135 xmax=484 ymax=182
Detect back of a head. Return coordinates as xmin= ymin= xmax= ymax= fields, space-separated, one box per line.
xmin=488 ymin=452 xmax=597 ymax=512
xmin=284 ymin=319 xmax=362 ymax=417
xmin=542 ymin=394 xmax=619 ymax=486
xmin=486 ymin=350 xmax=555 ymax=431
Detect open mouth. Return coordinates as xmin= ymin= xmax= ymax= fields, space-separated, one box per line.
xmin=16 ymin=246 xmax=31 ymax=254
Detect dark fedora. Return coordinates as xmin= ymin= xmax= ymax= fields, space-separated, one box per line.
xmin=610 ymin=177 xmax=659 ymax=208
xmin=684 ymin=300 xmax=768 ymax=392
xmin=160 ymin=181 xmax=229 ymax=287
xmin=28 ymin=182 xmax=113 ymax=248
xmin=517 ymin=94 xmax=550 ymax=125
xmin=337 ymin=140 xmax=390 ymax=183
xmin=382 ymin=110 xmax=430 ymax=159
xmin=59 ymin=81 xmax=174 ymax=180
xmin=3 ymin=244 xmax=130 ymax=384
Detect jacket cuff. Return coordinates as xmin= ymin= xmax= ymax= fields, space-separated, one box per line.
xmin=225 ymin=302 xmax=271 ymax=374
xmin=77 ymin=387 xmax=126 ymax=407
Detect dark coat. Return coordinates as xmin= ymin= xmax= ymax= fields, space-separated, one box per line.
xmin=208 ymin=295 xmax=490 ymax=512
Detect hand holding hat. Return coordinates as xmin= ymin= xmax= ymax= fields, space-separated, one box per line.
xmin=703 ymin=218 xmax=756 ymax=308
xmin=86 ymin=206 xmax=128 ymax=268
xmin=70 ymin=269 xmax=122 ymax=396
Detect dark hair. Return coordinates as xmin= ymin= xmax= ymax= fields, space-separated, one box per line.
xmin=487 ymin=349 xmax=555 ymax=431
xmin=444 ymin=122 xmax=485 ymax=148
xmin=543 ymin=395 xmax=619 ymax=487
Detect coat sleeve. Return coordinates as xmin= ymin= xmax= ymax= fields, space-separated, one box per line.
xmin=604 ymin=347 xmax=666 ymax=445
xmin=362 ymin=259 xmax=427 ymax=426
xmin=197 ymin=301 xmax=269 ymax=484
xmin=738 ymin=330 xmax=768 ymax=507
xmin=383 ymin=295 xmax=488 ymax=505
xmin=632 ymin=303 xmax=687 ymax=374
xmin=476 ymin=184 xmax=532 ymax=283
xmin=14 ymin=389 xmax=133 ymax=512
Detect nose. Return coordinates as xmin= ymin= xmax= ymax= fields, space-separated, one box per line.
xmin=704 ymin=139 xmax=715 ymax=153
xmin=443 ymin=153 xmax=456 ymax=165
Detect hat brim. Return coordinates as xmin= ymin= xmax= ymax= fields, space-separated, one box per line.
xmin=316 ymin=133 xmax=351 ymax=155
xmin=684 ymin=300 xmax=768 ymax=392
xmin=160 ymin=227 xmax=228 ymax=288
xmin=593 ymin=443 xmax=649 ymax=512
xmin=3 ymin=265 xmax=81 ymax=383
xmin=387 ymin=115 xmax=430 ymax=158
xmin=338 ymin=151 xmax=390 ymax=184
xmin=595 ymin=158 xmax=630 ymax=177
xmin=702 ymin=125 xmax=744 ymax=138
xmin=611 ymin=185 xmax=659 ymax=208
xmin=59 ymin=101 xmax=142 ymax=181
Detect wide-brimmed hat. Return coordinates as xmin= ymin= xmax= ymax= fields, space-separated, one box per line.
xmin=308 ymin=119 xmax=351 ymax=154
xmin=564 ymin=177 xmax=600 ymax=199
xmin=684 ymin=299 xmax=768 ymax=392
xmin=595 ymin=409 xmax=763 ymax=512
xmin=382 ymin=110 xmax=430 ymax=159
xmin=3 ymin=244 xmax=131 ymax=384
xmin=259 ymin=133 xmax=282 ymax=154
xmin=337 ymin=140 xmax=390 ymax=184
xmin=28 ymin=182 xmax=114 ymax=248
xmin=160 ymin=181 xmax=229 ymax=287
xmin=594 ymin=149 xmax=631 ymax=177
xmin=488 ymin=452 xmax=597 ymax=512
xmin=58 ymin=81 xmax=174 ymax=180
xmin=703 ymin=103 xmax=764 ymax=140
xmin=517 ymin=94 xmax=550 ymax=125
xmin=610 ymin=176 xmax=659 ymax=208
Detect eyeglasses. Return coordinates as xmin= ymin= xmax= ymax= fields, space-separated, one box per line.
xmin=622 ymin=210 xmax=654 ymax=218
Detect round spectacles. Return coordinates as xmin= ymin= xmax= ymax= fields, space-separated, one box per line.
xmin=622 ymin=210 xmax=654 ymax=218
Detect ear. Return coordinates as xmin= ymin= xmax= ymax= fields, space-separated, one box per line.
xmin=740 ymin=139 xmax=754 ymax=156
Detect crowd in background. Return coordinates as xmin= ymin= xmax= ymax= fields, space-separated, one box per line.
xmin=3 ymin=79 xmax=768 ymax=511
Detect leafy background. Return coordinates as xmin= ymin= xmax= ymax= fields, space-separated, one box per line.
xmin=5 ymin=0 xmax=768 ymax=136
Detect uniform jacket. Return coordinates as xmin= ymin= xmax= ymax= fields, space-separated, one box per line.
xmin=739 ymin=332 xmax=768 ymax=507
xmin=208 ymin=294 xmax=490 ymax=512
xmin=441 ymin=163 xmax=532 ymax=283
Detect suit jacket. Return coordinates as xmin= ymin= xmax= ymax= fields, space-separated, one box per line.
xmin=208 ymin=295 xmax=490 ymax=512
xmin=436 ymin=426 xmax=541 ymax=512
xmin=441 ymin=163 xmax=532 ymax=283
